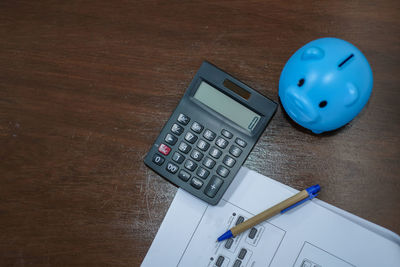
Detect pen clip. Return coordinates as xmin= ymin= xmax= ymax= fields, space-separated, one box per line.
xmin=280 ymin=191 xmax=318 ymax=214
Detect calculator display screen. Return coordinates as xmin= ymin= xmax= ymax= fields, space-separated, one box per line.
xmin=193 ymin=81 xmax=261 ymax=132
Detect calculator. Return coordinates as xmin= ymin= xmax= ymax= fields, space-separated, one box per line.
xmin=144 ymin=61 xmax=277 ymax=205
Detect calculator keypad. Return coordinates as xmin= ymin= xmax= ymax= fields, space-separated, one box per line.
xmin=185 ymin=132 xmax=198 ymax=144
xmin=178 ymin=142 xmax=191 ymax=154
xmin=216 ymin=165 xmax=229 ymax=177
xmin=149 ymin=113 xmax=250 ymax=203
xmin=197 ymin=139 xmax=209 ymax=151
xmin=215 ymin=137 xmax=228 ymax=149
xmin=190 ymin=177 xmax=203 ymax=189
xmin=172 ymin=151 xmax=185 ymax=164
xmin=178 ymin=170 xmax=191 ymax=181
xmin=191 ymin=122 xmax=203 ymax=133
xmin=223 ymin=155 xmax=236 ymax=167
xmin=158 ymin=144 xmax=171 ymax=155
xmin=235 ymin=137 xmax=247 ymax=148
xmin=190 ymin=149 xmax=204 ymax=161
xmin=152 ymin=154 xmax=165 ymax=165
xmin=203 ymin=157 xmax=216 ymax=169
xmin=204 ymin=176 xmax=223 ymax=198
xmin=229 ymin=145 xmax=242 ymax=157
xmin=203 ymin=129 xmax=216 ymax=141
xmin=196 ymin=167 xmax=210 ymax=179
xmin=184 ymin=159 xmax=197 ymax=171
xmin=171 ymin=123 xmax=184 ymax=136
xmin=177 ymin=114 xmax=190 ymax=125
xmin=221 ymin=129 xmax=233 ymax=139
xmin=209 ymin=146 xmax=222 ymax=159
xmin=165 ymin=133 xmax=177 ymax=145
xmin=166 ymin=162 xmax=179 ymax=174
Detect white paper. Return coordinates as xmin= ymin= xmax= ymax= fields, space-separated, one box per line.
xmin=142 ymin=168 xmax=400 ymax=267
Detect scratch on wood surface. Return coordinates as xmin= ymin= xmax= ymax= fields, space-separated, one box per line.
xmin=145 ymin=192 xmax=152 ymax=225
xmin=145 ymin=173 xmax=153 ymax=226
xmin=100 ymin=198 xmax=112 ymax=209
xmin=85 ymin=132 xmax=92 ymax=142
xmin=151 ymin=190 xmax=158 ymax=206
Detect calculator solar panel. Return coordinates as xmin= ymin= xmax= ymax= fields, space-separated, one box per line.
xmin=144 ymin=61 xmax=277 ymax=205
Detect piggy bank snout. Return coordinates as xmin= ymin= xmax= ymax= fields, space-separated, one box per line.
xmin=283 ymin=87 xmax=319 ymax=124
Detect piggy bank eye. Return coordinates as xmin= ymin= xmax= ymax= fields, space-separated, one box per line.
xmin=319 ymin=100 xmax=328 ymax=108
xmin=297 ymin=78 xmax=305 ymax=87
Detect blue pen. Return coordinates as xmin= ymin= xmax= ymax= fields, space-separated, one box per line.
xmin=217 ymin=184 xmax=320 ymax=242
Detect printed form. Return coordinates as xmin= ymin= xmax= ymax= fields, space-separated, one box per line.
xmin=142 ymin=168 xmax=400 ymax=267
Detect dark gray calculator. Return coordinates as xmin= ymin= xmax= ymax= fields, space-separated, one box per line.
xmin=144 ymin=61 xmax=277 ymax=205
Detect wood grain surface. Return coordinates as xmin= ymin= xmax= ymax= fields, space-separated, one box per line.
xmin=0 ymin=0 xmax=399 ymax=266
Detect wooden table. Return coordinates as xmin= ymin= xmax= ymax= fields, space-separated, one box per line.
xmin=1 ymin=0 xmax=399 ymax=265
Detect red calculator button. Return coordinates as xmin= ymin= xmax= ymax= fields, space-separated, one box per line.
xmin=158 ymin=143 xmax=171 ymax=155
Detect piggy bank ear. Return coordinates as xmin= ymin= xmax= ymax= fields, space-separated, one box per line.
xmin=344 ymin=82 xmax=359 ymax=106
xmin=301 ymin=46 xmax=324 ymax=60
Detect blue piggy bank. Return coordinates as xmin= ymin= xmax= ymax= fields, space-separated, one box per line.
xmin=279 ymin=38 xmax=373 ymax=134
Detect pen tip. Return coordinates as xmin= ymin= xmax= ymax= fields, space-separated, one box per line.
xmin=217 ymin=230 xmax=233 ymax=242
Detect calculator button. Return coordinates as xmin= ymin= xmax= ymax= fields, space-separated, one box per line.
xmin=248 ymin=227 xmax=257 ymax=239
xmin=152 ymin=153 xmax=165 ymax=165
xmin=235 ymin=216 xmax=245 ymax=225
xmin=216 ymin=165 xmax=230 ymax=178
xmin=190 ymin=177 xmax=203 ymax=189
xmin=190 ymin=122 xmax=203 ymax=133
xmin=204 ymin=175 xmax=223 ymax=198
xmin=221 ymin=129 xmax=233 ymax=139
xmin=184 ymin=159 xmax=197 ymax=171
xmin=185 ymin=132 xmax=198 ymax=144
xmin=202 ymin=157 xmax=216 ymax=169
xmin=223 ymin=155 xmax=236 ymax=167
xmin=196 ymin=139 xmax=210 ymax=151
xmin=171 ymin=123 xmax=184 ymax=136
xmin=229 ymin=145 xmax=242 ymax=157
xmin=172 ymin=152 xmax=185 ymax=164
xmin=178 ymin=170 xmax=191 ymax=181
xmin=215 ymin=136 xmax=228 ymax=149
xmin=203 ymin=129 xmax=216 ymax=141
xmin=158 ymin=143 xmax=171 ymax=156
xmin=216 ymin=256 xmax=225 ymax=267
xmin=166 ymin=162 xmax=179 ymax=174
xmin=196 ymin=167 xmax=210 ymax=179
xmin=233 ymin=259 xmax=242 ymax=267
xmin=235 ymin=138 xmax=247 ymax=148
xmin=165 ymin=133 xmax=177 ymax=145
xmin=224 ymin=238 xmax=233 ymax=249
xmin=209 ymin=146 xmax=222 ymax=159
xmin=238 ymin=248 xmax=247 ymax=259
xmin=190 ymin=149 xmax=204 ymax=161
xmin=177 ymin=113 xmax=190 ymax=125
xmin=178 ymin=142 xmax=191 ymax=154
